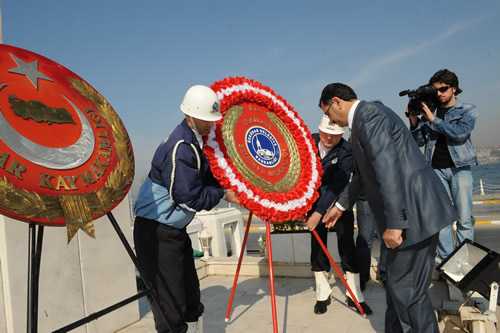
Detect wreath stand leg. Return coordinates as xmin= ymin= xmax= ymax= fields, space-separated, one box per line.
xmin=311 ymin=229 xmax=366 ymax=317
xmin=53 ymin=212 xmax=174 ymax=332
xmin=225 ymin=212 xmax=253 ymax=322
xmin=266 ymin=219 xmax=279 ymax=332
xmin=224 ymin=214 xmax=279 ymax=332
xmin=27 ymin=223 xmax=44 ymax=333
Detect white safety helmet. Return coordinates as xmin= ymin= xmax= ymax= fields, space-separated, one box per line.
xmin=318 ymin=115 xmax=344 ymax=135
xmin=180 ymin=85 xmax=222 ymax=121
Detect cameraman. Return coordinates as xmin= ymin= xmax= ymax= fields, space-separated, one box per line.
xmin=408 ymin=69 xmax=478 ymax=260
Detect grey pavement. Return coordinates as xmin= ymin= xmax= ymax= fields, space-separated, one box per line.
xmin=117 ymin=198 xmax=500 ymax=333
xmin=117 ymin=264 xmax=492 ymax=333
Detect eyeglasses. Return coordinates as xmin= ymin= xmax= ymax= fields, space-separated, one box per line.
xmin=323 ymin=102 xmax=333 ymax=116
xmin=437 ymin=86 xmax=451 ymax=93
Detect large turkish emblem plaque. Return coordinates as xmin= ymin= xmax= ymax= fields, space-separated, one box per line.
xmin=0 ymin=44 xmax=134 ymax=242
xmin=205 ymin=77 xmax=322 ymax=222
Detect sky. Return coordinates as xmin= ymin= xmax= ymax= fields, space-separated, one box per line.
xmin=1 ymin=0 xmax=500 ymax=196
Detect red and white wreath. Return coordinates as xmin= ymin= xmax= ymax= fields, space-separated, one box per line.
xmin=204 ymin=77 xmax=322 ymax=222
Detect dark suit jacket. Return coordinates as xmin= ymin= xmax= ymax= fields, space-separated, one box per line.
xmin=337 ymin=101 xmax=456 ymax=248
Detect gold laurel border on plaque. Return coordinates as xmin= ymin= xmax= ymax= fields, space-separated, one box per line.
xmin=222 ymin=105 xmax=300 ymax=193
xmin=0 ymin=78 xmax=134 ymax=242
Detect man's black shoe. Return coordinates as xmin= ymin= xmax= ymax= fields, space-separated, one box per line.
xmin=313 ymin=297 xmax=331 ymax=314
xmin=346 ymin=297 xmax=373 ymax=315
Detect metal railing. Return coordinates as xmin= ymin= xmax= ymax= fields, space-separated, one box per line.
xmin=473 ymin=179 xmax=500 ymax=195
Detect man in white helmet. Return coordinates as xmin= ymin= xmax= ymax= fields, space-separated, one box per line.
xmin=305 ymin=115 xmax=372 ymax=315
xmin=133 ymin=85 xmax=238 ymax=332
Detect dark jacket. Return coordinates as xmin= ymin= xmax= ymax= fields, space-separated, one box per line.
xmin=134 ymin=119 xmax=223 ymax=228
xmin=308 ymin=134 xmax=353 ymax=217
xmin=337 ymin=101 xmax=456 ymax=248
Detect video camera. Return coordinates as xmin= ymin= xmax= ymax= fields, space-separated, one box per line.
xmin=399 ymin=85 xmax=438 ymax=116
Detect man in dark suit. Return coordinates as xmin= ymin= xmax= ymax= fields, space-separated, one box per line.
xmin=320 ymin=83 xmax=456 ymax=333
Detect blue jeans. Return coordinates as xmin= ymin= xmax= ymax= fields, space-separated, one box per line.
xmin=356 ymin=200 xmax=381 ymax=282
xmin=375 ymin=232 xmax=388 ymax=282
xmin=435 ymin=166 xmax=474 ymax=260
xmin=356 ymin=200 xmax=388 ymax=282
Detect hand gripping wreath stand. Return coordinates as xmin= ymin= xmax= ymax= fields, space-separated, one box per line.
xmin=206 ymin=77 xmax=366 ymax=333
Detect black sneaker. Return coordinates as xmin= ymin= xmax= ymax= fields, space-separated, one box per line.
xmin=346 ymin=297 xmax=373 ymax=315
xmin=313 ymin=297 xmax=331 ymax=314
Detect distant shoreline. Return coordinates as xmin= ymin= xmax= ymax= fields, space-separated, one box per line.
xmin=478 ymin=158 xmax=500 ymax=164
xmin=475 ymin=145 xmax=500 ymax=164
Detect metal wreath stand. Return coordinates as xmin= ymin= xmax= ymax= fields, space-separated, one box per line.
xmin=24 ymin=212 xmax=174 ymax=333
xmin=205 ymin=76 xmax=366 ymax=333
xmin=223 ymin=212 xmax=366 ymax=333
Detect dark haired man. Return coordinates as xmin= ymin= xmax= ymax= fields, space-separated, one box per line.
xmin=320 ymin=82 xmax=456 ymax=333
xmin=409 ymin=69 xmax=478 ymax=260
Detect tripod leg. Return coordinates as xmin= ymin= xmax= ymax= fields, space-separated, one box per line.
xmin=106 ymin=212 xmax=174 ymax=331
xmin=27 ymin=224 xmax=44 ymax=333
xmin=311 ymin=229 xmax=366 ymax=317
xmin=225 ymin=212 xmax=253 ymax=322
xmin=266 ymin=220 xmax=278 ymax=333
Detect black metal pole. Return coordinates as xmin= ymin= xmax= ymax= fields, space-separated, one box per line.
xmin=52 ymin=290 xmax=149 ymax=333
xmin=52 ymin=212 xmax=173 ymax=332
xmin=33 ymin=225 xmax=44 ymax=330
xmin=27 ymin=224 xmax=35 ymax=333
xmin=27 ymin=224 xmax=43 ymax=333
xmin=105 ymin=212 xmax=173 ymax=331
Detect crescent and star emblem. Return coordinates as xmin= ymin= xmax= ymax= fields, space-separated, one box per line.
xmin=0 ymin=53 xmax=95 ymax=169
xmin=7 ymin=54 xmax=53 ymax=88
xmin=0 ymin=44 xmax=134 ymax=241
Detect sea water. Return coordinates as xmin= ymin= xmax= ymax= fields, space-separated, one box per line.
xmin=472 ymin=161 xmax=500 ymax=195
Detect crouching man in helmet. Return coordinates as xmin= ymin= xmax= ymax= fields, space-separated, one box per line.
xmin=305 ymin=116 xmax=372 ymax=316
xmin=133 ymin=85 xmax=238 ymax=332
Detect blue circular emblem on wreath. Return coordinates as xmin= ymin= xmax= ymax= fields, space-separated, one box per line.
xmin=246 ymin=126 xmax=281 ymax=167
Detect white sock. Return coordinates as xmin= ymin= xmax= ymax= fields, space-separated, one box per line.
xmin=344 ymin=271 xmax=365 ymax=303
xmin=314 ymin=271 xmax=332 ymax=301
